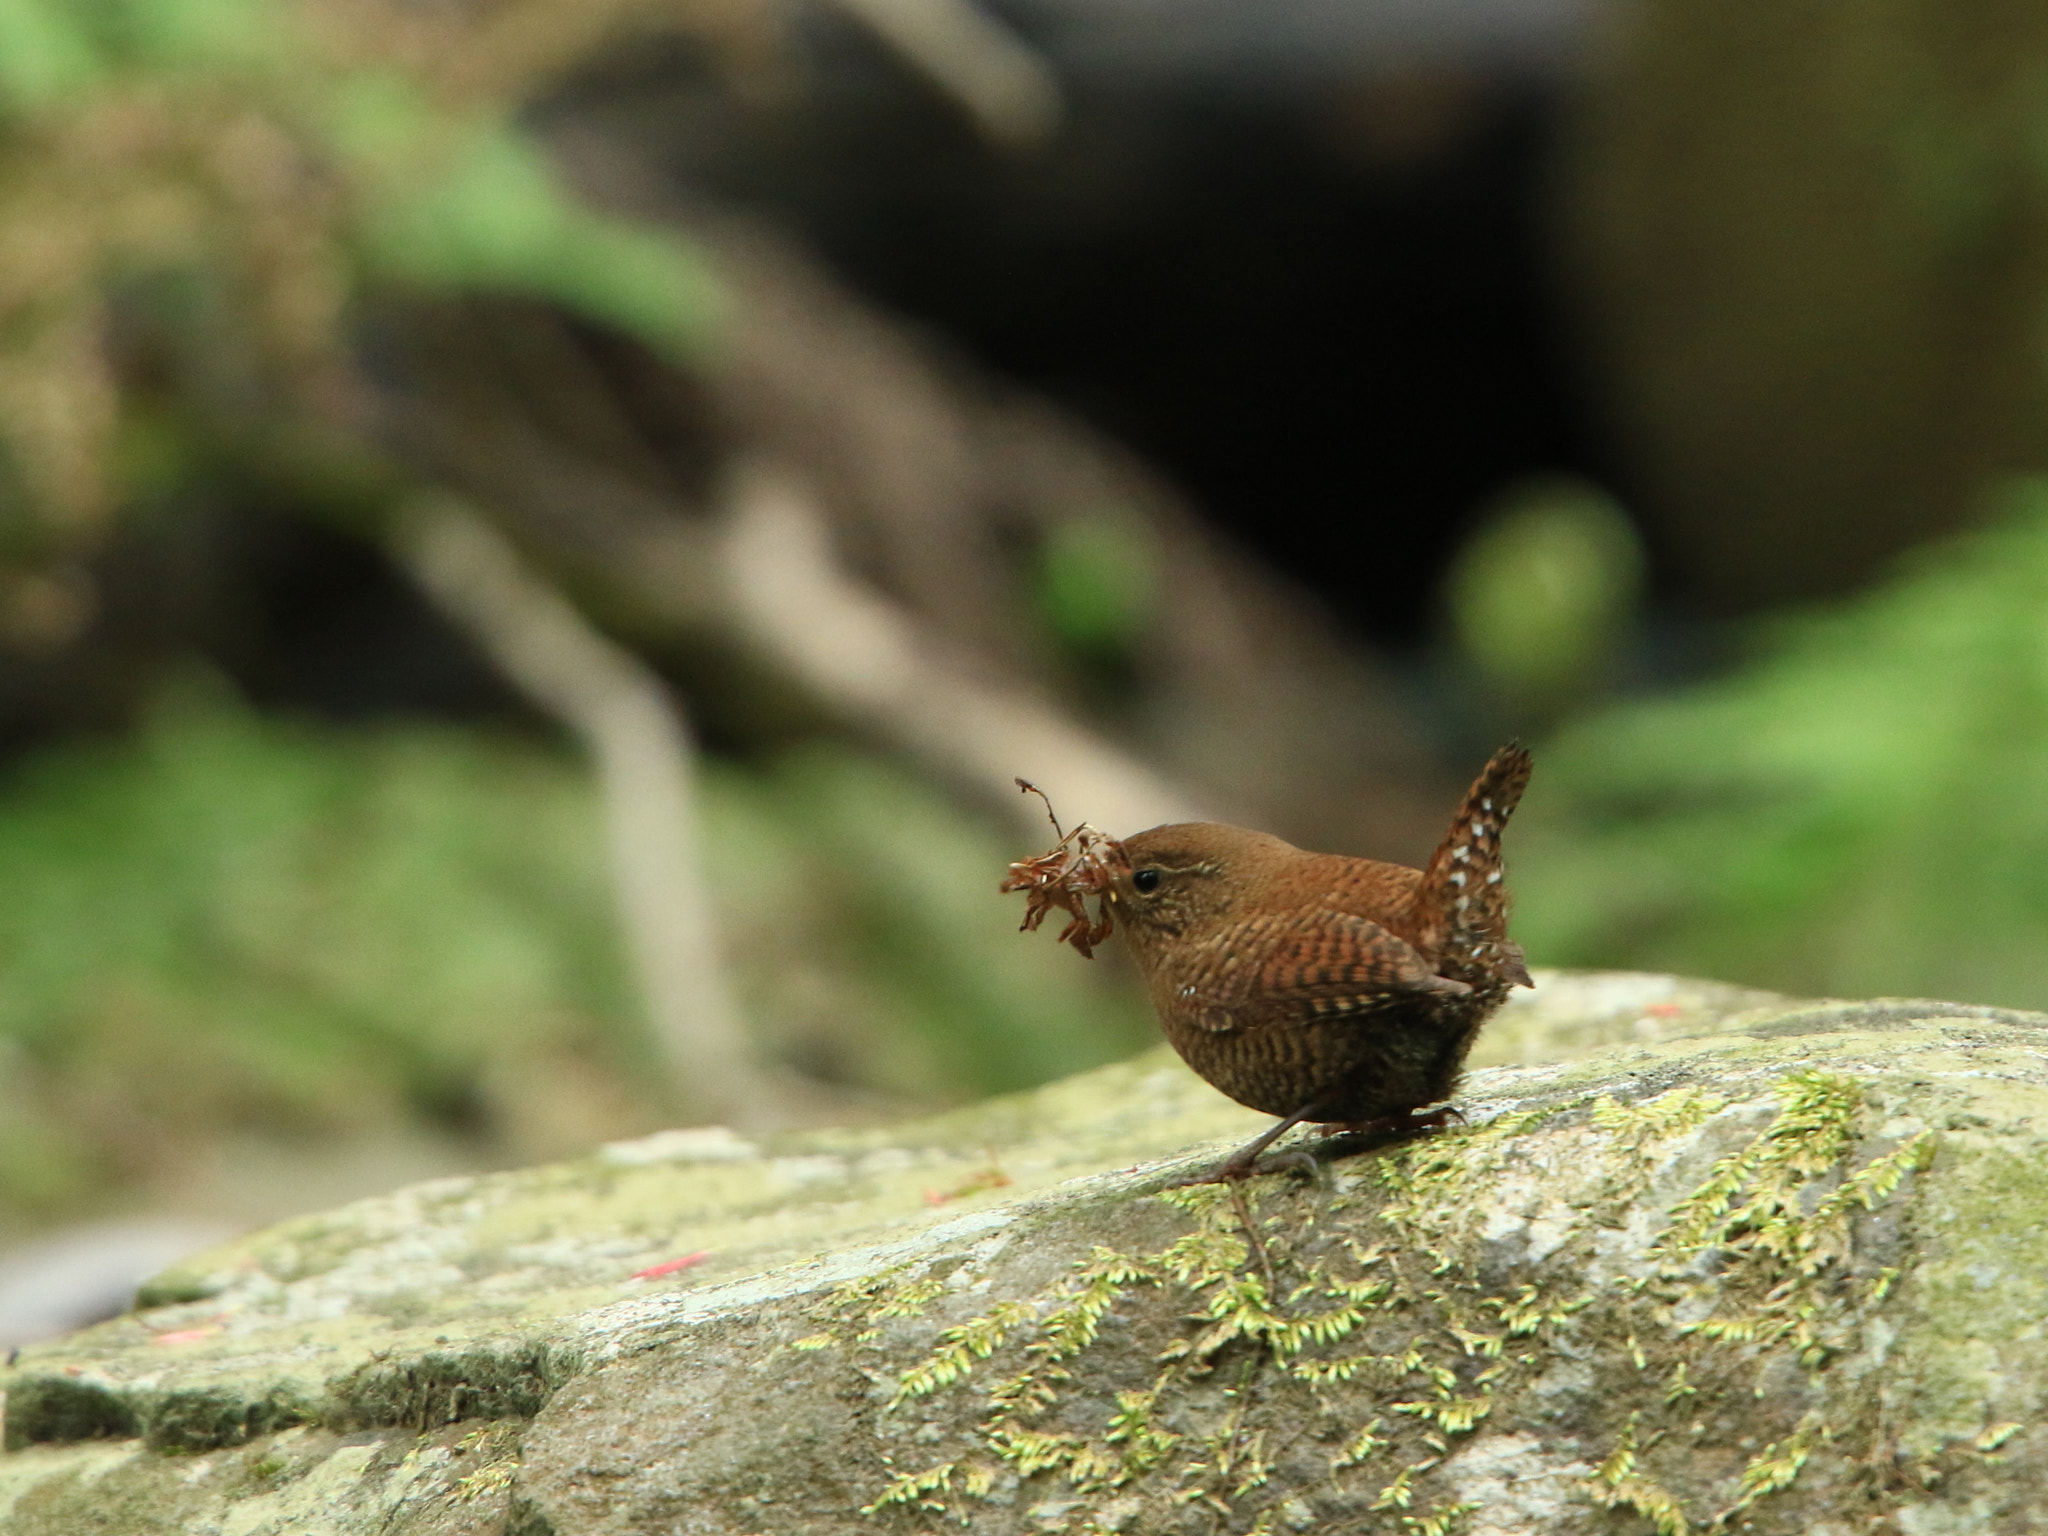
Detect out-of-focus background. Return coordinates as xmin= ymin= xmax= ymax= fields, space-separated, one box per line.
xmin=3 ymin=0 xmax=2047 ymax=1336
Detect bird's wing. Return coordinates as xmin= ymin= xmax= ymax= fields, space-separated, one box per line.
xmin=1175 ymin=909 xmax=1468 ymax=1034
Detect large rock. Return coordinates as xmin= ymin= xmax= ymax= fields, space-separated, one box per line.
xmin=1 ymin=972 xmax=2043 ymax=1534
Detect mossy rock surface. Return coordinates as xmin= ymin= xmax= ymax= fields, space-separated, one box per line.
xmin=1 ymin=972 xmax=2044 ymax=1533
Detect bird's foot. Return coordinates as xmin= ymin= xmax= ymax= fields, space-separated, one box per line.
xmin=1188 ymin=1145 xmax=1322 ymax=1185
xmin=1169 ymin=1149 xmax=1310 ymax=1187
xmin=1169 ymin=1100 xmax=1346 ymax=1186
xmin=1314 ymin=1104 xmax=1464 ymax=1160
xmin=1344 ymin=1103 xmax=1464 ymax=1137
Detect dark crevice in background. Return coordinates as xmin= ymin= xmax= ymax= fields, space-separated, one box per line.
xmin=210 ymin=515 xmax=531 ymax=723
xmin=0 ymin=506 xmax=539 ymax=757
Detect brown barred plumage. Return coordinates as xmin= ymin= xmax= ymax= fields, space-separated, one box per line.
xmin=1106 ymin=745 xmax=1532 ymax=1174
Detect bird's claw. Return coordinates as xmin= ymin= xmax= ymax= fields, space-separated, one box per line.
xmin=1171 ymin=1145 xmax=1323 ymax=1187
xmin=1312 ymin=1104 xmax=1463 ymax=1161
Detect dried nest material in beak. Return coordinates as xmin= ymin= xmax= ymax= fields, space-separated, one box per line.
xmin=1000 ymin=780 xmax=1129 ymax=958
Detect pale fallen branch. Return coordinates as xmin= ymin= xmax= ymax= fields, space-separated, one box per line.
xmin=390 ymin=491 xmax=767 ymax=1126
xmin=823 ymin=0 xmax=1063 ymax=148
xmin=718 ymin=458 xmax=1207 ymax=838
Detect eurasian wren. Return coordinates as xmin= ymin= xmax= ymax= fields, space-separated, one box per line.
xmin=1074 ymin=746 xmax=1531 ymax=1176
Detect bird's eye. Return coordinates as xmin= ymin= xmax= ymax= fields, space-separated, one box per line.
xmin=1133 ymin=868 xmax=1162 ymax=894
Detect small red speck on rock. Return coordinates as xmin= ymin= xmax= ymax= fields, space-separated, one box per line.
xmin=923 ymin=1168 xmax=1013 ymax=1206
xmin=1644 ymin=1003 xmax=1684 ymax=1018
xmin=632 ymin=1250 xmax=711 ymax=1281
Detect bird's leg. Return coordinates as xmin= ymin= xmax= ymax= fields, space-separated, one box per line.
xmin=1175 ymin=1099 xmax=1332 ymax=1185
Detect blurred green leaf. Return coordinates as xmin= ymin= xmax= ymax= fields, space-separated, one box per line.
xmin=0 ymin=0 xmax=730 ymax=544
xmin=1448 ymin=479 xmax=1644 ymax=704
xmin=109 ymin=0 xmax=277 ymax=68
xmin=0 ymin=675 xmax=636 ymax=1137
xmin=333 ymin=71 xmax=722 ymax=353
xmin=1035 ymin=513 xmax=1159 ymax=658
xmin=0 ymin=0 xmax=101 ymax=107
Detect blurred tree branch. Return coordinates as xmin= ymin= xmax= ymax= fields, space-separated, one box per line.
xmin=390 ymin=492 xmax=766 ymax=1126
xmin=822 ymin=0 xmax=1063 ymax=148
xmin=393 ymin=353 xmax=1208 ymax=839
xmin=717 ymin=458 xmax=1205 ymax=835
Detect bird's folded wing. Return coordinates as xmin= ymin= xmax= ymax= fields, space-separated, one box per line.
xmin=1182 ymin=909 xmax=1468 ymax=1033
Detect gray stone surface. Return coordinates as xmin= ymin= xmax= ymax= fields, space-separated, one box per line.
xmin=1 ymin=971 xmax=2044 ymax=1533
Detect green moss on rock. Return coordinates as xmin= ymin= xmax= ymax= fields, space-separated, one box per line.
xmin=2 ymin=1377 xmax=138 ymax=1452
xmin=327 ymin=1343 xmax=582 ymax=1432
xmin=844 ymin=1069 xmax=1934 ymax=1532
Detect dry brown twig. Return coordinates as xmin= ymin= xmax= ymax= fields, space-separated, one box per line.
xmin=999 ymin=779 xmax=1128 ymax=958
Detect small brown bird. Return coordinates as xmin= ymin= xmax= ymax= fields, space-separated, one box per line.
xmin=1006 ymin=746 xmax=1533 ymax=1178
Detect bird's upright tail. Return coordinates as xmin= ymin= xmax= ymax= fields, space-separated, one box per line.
xmin=1411 ymin=743 xmax=1533 ymax=990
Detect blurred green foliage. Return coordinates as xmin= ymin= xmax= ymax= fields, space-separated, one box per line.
xmin=0 ymin=678 xmax=1149 ymax=1232
xmin=1514 ymin=480 xmax=2048 ymax=1012
xmin=0 ymin=0 xmax=731 ymax=548
xmin=0 ymin=676 xmax=635 ymax=1224
xmin=331 ymin=69 xmax=722 ymax=344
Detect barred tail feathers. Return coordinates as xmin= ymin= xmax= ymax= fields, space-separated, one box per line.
xmin=1411 ymin=743 xmax=1532 ymax=986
